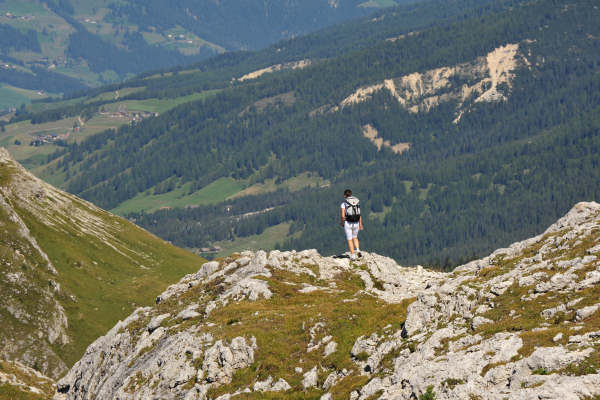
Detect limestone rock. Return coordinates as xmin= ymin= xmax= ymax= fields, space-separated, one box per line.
xmin=147 ymin=313 xmax=170 ymax=332
xmin=526 ymin=347 xmax=593 ymax=372
xmin=53 ymin=202 xmax=600 ymax=400
xmin=224 ymin=278 xmax=272 ymax=301
xmin=402 ymin=294 xmax=439 ymax=337
xmin=271 ymin=378 xmax=292 ymax=391
xmin=324 ymin=341 xmax=338 ymax=357
xmin=253 ymin=376 xmax=273 ymax=391
xmin=177 ymin=304 xmax=201 ymax=320
xmin=196 ymin=261 xmax=220 ymax=279
xmin=323 ymin=369 xmax=350 ymax=390
xmin=490 ymin=279 xmax=513 ymax=296
xmin=575 ymin=304 xmax=600 ymax=321
xmin=302 ymin=366 xmax=318 ymax=388
xmin=471 ymin=316 xmax=493 ymax=330
xmin=553 ymin=332 xmax=563 ymax=342
xmin=203 ymin=337 xmax=256 ymax=384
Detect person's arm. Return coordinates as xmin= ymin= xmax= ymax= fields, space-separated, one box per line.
xmin=340 ymin=206 xmax=345 ymax=226
xmin=359 ymin=215 xmax=364 ymax=230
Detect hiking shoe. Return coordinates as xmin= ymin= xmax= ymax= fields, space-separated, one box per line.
xmin=350 ymin=253 xmax=357 ymax=260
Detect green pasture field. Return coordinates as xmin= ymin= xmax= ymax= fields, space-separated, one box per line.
xmin=0 ymin=112 xmax=130 ymax=172
xmin=358 ymin=0 xmax=397 ymax=7
xmin=52 ymin=64 xmax=105 ymax=87
xmin=111 ymin=177 xmax=246 ymax=215
xmin=229 ymin=172 xmax=330 ymax=199
xmin=0 ymin=85 xmax=30 ymax=110
xmin=4 ymin=88 xmax=221 ymax=173
xmin=0 ymin=84 xmax=53 ymax=110
xmin=111 ymin=170 xmax=329 ymax=216
xmin=103 ymin=89 xmax=221 ymax=114
xmin=0 ymin=118 xmax=75 ymax=163
xmin=27 ymin=97 xmax=82 ymax=113
xmin=1 ymin=0 xmax=51 ymax=16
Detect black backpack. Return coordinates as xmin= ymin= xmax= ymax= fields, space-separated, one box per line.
xmin=344 ymin=196 xmax=361 ymax=223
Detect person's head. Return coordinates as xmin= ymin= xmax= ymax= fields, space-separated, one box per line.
xmin=344 ymin=189 xmax=352 ymax=198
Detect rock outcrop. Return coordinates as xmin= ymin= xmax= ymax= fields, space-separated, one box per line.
xmin=54 ymin=202 xmax=600 ymax=399
xmin=237 ymin=59 xmax=311 ymax=82
xmin=0 ymin=359 xmax=56 ymax=398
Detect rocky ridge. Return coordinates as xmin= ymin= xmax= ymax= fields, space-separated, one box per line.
xmin=54 ymin=202 xmax=600 ymax=399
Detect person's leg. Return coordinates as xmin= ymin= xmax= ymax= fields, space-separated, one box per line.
xmin=347 ymin=239 xmax=355 ymax=254
xmin=352 ymin=223 xmax=360 ymax=253
xmin=350 ymin=224 xmax=360 ymax=259
xmin=344 ymin=223 xmax=355 ymax=256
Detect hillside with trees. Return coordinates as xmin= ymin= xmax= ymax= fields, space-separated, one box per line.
xmin=0 ymin=0 xmax=400 ymax=108
xmin=3 ymin=0 xmax=599 ymax=268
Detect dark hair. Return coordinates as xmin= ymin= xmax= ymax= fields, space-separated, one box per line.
xmin=344 ymin=189 xmax=352 ymax=197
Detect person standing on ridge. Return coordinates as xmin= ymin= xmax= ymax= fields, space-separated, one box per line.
xmin=340 ymin=189 xmax=363 ymax=260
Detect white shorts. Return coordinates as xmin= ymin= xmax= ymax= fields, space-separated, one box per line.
xmin=344 ymin=222 xmax=359 ymax=240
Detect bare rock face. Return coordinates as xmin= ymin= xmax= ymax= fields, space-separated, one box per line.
xmin=54 ymin=202 xmax=600 ymax=399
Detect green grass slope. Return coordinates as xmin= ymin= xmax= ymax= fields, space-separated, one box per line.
xmin=0 ymin=147 xmax=204 ymax=378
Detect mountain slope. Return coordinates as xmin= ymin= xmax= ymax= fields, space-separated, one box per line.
xmin=0 ymin=0 xmax=398 ymax=103
xmin=0 ymin=147 xmax=204 ymax=381
xmin=53 ymin=202 xmax=600 ymax=399
xmin=26 ymin=0 xmax=600 ymax=266
xmin=0 ymin=0 xmax=504 ymax=172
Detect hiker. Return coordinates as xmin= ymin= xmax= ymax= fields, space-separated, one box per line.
xmin=340 ymin=189 xmax=363 ymax=260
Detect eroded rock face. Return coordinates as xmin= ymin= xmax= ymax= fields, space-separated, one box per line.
xmin=55 ymin=202 xmax=600 ymax=400
xmin=334 ymin=42 xmax=529 ymax=126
